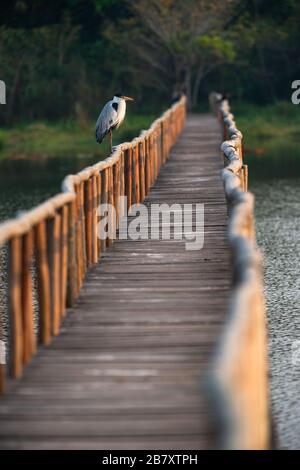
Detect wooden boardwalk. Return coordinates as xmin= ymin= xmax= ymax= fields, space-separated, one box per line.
xmin=0 ymin=114 xmax=231 ymax=449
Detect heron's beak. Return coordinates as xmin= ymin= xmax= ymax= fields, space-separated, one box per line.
xmin=123 ymin=96 xmax=134 ymax=101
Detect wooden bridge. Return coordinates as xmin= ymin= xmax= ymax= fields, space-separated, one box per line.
xmin=0 ymin=95 xmax=269 ymax=449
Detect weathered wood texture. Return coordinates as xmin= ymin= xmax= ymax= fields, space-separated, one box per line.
xmin=210 ymin=93 xmax=270 ymax=450
xmin=0 ymin=114 xmax=231 ymax=449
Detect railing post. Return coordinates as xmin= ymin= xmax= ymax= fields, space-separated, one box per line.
xmin=113 ymin=161 xmax=120 ymax=228
xmin=66 ymin=200 xmax=78 ymax=307
xmin=101 ymin=168 xmax=108 ymax=253
xmin=84 ymin=179 xmax=93 ymax=267
xmin=47 ymin=213 xmax=61 ymax=336
xmin=21 ymin=230 xmax=36 ymax=363
xmin=243 ymin=164 xmax=248 ymax=192
xmin=145 ymin=136 xmax=150 ymax=195
xmin=79 ymin=181 xmax=87 ymax=275
xmin=96 ymin=173 xmax=101 ymax=259
xmin=8 ymin=236 xmax=23 ymax=378
xmin=133 ymin=144 xmax=140 ymax=205
xmin=125 ymin=148 xmax=132 ymax=212
xmin=60 ymin=205 xmax=68 ymax=316
xmin=139 ymin=141 xmax=145 ymax=202
xmin=107 ymin=166 xmax=114 ymax=247
xmin=75 ymin=183 xmax=84 ymax=288
xmin=120 ymin=151 xmax=125 ymax=219
xmin=35 ymin=221 xmax=51 ymax=345
xmin=92 ymin=174 xmax=98 ymax=263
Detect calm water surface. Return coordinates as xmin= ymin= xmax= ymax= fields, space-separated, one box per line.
xmin=251 ymin=177 xmax=300 ymax=450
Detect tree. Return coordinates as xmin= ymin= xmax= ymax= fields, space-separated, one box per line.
xmin=106 ymin=0 xmax=237 ymax=108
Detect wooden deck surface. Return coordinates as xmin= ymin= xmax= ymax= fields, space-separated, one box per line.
xmin=0 ymin=114 xmax=231 ymax=450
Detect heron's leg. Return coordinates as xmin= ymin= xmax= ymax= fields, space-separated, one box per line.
xmin=109 ymin=130 xmax=112 ymax=153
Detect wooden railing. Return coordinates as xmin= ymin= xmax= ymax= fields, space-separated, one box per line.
xmin=0 ymin=96 xmax=186 ymax=393
xmin=209 ymin=92 xmax=270 ymax=449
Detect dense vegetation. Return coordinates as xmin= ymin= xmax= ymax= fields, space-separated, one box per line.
xmin=0 ymin=0 xmax=299 ymax=164
xmin=0 ymin=0 xmax=299 ymax=125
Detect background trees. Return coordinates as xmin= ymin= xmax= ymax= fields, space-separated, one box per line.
xmin=0 ymin=0 xmax=299 ymax=124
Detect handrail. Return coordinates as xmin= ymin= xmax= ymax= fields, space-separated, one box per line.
xmin=209 ymin=92 xmax=270 ymax=449
xmin=0 ymin=96 xmax=187 ymax=392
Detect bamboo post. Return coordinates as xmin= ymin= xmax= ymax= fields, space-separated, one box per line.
xmin=8 ymin=237 xmax=23 ymax=377
xmin=243 ymin=164 xmax=248 ymax=192
xmin=133 ymin=144 xmax=140 ymax=205
xmin=79 ymin=181 xmax=87 ymax=275
xmin=152 ymin=131 xmax=157 ymax=182
xmin=149 ymin=133 xmax=154 ymax=186
xmin=0 ymin=297 xmax=4 ymax=391
xmin=119 ymin=151 xmax=125 ymax=219
xmin=96 ymin=173 xmax=101 ymax=259
xmin=60 ymin=205 xmax=68 ymax=316
xmin=35 ymin=221 xmax=51 ymax=345
xmin=156 ymin=127 xmax=160 ymax=177
xmin=139 ymin=141 xmax=145 ymax=202
xmin=92 ymin=175 xmax=98 ymax=263
xmin=145 ymin=136 xmax=150 ymax=195
xmin=113 ymin=161 xmax=120 ymax=228
xmin=0 ymin=342 xmax=4 ymax=393
xmin=107 ymin=166 xmax=114 ymax=247
xmin=21 ymin=230 xmax=36 ymax=363
xmin=158 ymin=126 xmax=162 ymax=173
xmin=75 ymin=184 xmax=83 ymax=288
xmin=160 ymin=121 xmax=165 ymax=163
xmin=66 ymin=200 xmax=78 ymax=307
xmin=84 ymin=179 xmax=93 ymax=267
xmin=101 ymin=168 xmax=108 ymax=252
xmin=125 ymin=148 xmax=132 ymax=212
xmin=47 ymin=214 xmax=61 ymax=336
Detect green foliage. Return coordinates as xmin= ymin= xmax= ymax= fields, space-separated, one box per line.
xmin=235 ymin=101 xmax=300 ymax=178
xmin=0 ymin=0 xmax=300 ymax=124
xmin=0 ymin=113 xmax=154 ymax=160
xmin=197 ymin=35 xmax=235 ymax=61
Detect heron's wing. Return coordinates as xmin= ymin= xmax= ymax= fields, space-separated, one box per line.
xmin=95 ymin=101 xmax=118 ymax=143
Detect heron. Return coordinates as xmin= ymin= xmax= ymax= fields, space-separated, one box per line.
xmin=95 ymin=94 xmax=134 ymax=152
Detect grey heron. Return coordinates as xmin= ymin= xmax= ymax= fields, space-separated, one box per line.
xmin=95 ymin=94 xmax=134 ymax=152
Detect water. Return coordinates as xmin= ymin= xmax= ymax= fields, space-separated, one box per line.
xmin=250 ymin=178 xmax=300 ymax=450
xmin=0 ymin=155 xmax=103 ymax=220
